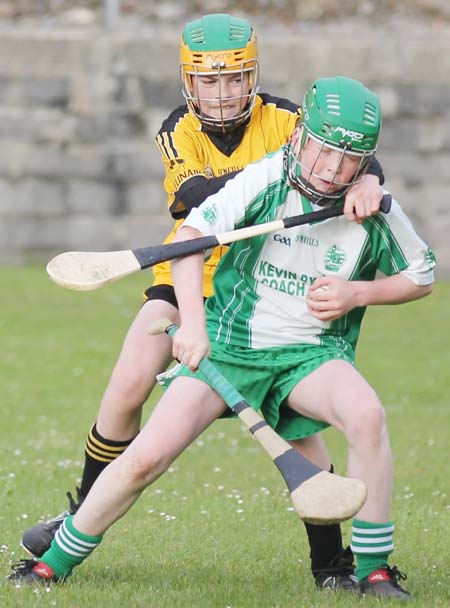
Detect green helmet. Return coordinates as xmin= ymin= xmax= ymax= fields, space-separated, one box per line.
xmin=180 ymin=14 xmax=259 ymax=132
xmin=285 ymin=76 xmax=381 ymax=203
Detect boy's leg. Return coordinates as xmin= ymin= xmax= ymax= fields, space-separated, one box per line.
xmin=10 ymin=376 xmax=227 ymax=583
xmin=74 ymin=375 xmax=227 ymax=535
xmin=287 ymin=359 xmax=410 ymax=599
xmin=94 ymin=297 xmax=179 ymax=440
xmin=21 ymin=296 xmax=178 ymax=557
xmin=287 ymin=359 xmax=392 ymax=521
xmin=78 ymin=297 xmax=179 ymax=493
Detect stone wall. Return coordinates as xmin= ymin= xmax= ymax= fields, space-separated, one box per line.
xmin=0 ymin=15 xmax=449 ymax=277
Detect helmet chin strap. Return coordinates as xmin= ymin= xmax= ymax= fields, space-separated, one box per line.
xmin=192 ymin=110 xmax=248 ymax=135
xmin=297 ymin=183 xmax=348 ymax=207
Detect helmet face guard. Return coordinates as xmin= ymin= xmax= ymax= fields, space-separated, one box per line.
xmin=285 ymin=127 xmax=375 ymax=205
xmin=180 ymin=14 xmax=259 ymax=132
xmin=180 ymin=61 xmax=259 ymax=133
xmin=286 ymin=77 xmax=381 ymax=205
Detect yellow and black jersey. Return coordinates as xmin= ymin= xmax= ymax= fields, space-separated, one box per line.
xmin=153 ymin=93 xmax=301 ymax=296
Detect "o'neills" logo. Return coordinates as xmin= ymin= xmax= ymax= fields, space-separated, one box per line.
xmin=334 ymin=126 xmax=364 ymax=141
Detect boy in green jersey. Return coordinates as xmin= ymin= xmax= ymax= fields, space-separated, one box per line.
xmin=167 ymin=77 xmax=435 ymax=599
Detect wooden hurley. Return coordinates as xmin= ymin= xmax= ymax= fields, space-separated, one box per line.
xmin=47 ymin=195 xmax=392 ymax=291
xmin=148 ymin=318 xmax=367 ymax=525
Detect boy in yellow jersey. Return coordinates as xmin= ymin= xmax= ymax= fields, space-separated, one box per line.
xmin=19 ymin=14 xmax=385 ymax=591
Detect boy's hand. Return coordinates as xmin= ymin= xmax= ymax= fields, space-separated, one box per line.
xmin=172 ymin=322 xmax=210 ymax=372
xmin=344 ymin=174 xmax=383 ymax=223
xmin=307 ymin=276 xmax=356 ymax=321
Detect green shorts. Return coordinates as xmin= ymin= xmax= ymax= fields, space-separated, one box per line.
xmin=158 ymin=340 xmax=354 ymax=441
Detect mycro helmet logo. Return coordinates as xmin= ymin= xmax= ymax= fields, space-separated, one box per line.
xmin=334 ymin=126 xmax=364 ymax=141
xmin=206 ymin=52 xmax=233 ymax=66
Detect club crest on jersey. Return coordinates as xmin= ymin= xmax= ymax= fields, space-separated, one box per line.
xmin=201 ymin=204 xmax=218 ymax=225
xmin=324 ymin=245 xmax=346 ymax=272
xmin=334 ymin=126 xmax=364 ymax=142
xmin=425 ymin=248 xmax=436 ymax=269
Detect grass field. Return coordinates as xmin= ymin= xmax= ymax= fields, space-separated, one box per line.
xmin=1 ymin=265 xmax=449 ymax=607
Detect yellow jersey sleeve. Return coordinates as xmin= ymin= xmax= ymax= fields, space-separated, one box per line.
xmin=155 ymin=107 xmax=208 ymax=216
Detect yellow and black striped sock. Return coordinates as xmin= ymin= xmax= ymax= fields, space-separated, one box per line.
xmin=79 ymin=423 xmax=136 ymax=497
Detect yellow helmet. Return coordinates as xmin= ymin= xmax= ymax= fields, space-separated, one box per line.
xmin=180 ymin=14 xmax=259 ymax=132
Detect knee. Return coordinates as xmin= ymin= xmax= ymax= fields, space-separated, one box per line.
xmin=109 ymin=364 xmax=154 ymax=406
xmin=347 ymin=401 xmax=388 ymax=448
xmin=121 ymin=446 xmax=170 ymax=489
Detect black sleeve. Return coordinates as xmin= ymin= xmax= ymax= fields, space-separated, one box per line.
xmin=366 ymin=156 xmax=384 ymax=185
xmin=170 ymin=171 xmax=241 ymax=219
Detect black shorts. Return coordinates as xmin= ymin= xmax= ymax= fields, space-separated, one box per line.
xmin=144 ymin=284 xmax=207 ymax=309
xmin=143 ymin=284 xmax=179 ymax=308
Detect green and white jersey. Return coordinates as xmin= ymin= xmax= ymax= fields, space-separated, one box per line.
xmin=182 ymin=147 xmax=436 ymax=350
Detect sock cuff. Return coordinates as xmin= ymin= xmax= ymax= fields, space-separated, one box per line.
xmin=352 ymin=519 xmax=394 ymax=534
xmin=90 ymin=423 xmax=136 ymax=448
xmin=85 ymin=423 xmax=136 ymax=463
xmin=351 ymin=519 xmax=394 ymax=556
xmin=65 ymin=514 xmax=103 ymax=544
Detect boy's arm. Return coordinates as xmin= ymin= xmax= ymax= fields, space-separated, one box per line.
xmin=169 ymin=164 xmax=257 ymax=368
xmin=344 ymin=157 xmax=385 ymax=222
xmin=155 ymin=115 xmax=242 ymax=220
xmin=172 ymin=172 xmax=241 ymax=219
xmin=307 ymin=273 xmax=433 ymax=322
xmin=170 ymin=226 xmax=210 ymax=371
xmin=366 ymin=156 xmax=384 ymax=185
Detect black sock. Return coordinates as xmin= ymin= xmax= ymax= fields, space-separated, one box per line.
xmin=304 ymin=520 xmax=344 ymax=573
xmin=303 ymin=465 xmax=345 ymax=573
xmin=79 ymin=423 xmax=136 ymax=497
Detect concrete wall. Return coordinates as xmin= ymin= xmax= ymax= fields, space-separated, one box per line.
xmin=0 ymin=17 xmax=449 ymax=276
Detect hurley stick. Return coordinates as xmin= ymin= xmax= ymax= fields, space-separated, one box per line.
xmin=47 ymin=195 xmax=391 ymax=291
xmin=148 ymin=318 xmax=367 ymax=525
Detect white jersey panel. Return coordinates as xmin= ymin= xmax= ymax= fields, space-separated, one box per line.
xmin=248 ymin=210 xmax=370 ymax=348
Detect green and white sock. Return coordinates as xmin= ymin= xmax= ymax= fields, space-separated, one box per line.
xmin=40 ymin=515 xmax=103 ymax=579
xmin=351 ymin=519 xmax=394 ymax=581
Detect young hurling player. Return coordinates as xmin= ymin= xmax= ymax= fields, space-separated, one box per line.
xmin=8 ymin=77 xmax=434 ymax=598
xmin=19 ymin=15 xmax=385 ymax=591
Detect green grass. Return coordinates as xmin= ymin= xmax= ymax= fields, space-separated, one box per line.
xmin=0 ymin=266 xmax=449 ymax=607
